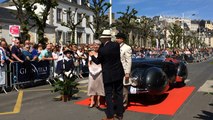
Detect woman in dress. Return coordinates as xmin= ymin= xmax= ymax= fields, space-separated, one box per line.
xmin=87 ymin=40 xmax=105 ymax=108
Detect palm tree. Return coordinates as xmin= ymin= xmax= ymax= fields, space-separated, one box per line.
xmin=168 ymin=23 xmax=183 ymax=48
xmin=154 ymin=25 xmax=165 ymax=49
xmin=137 ymin=16 xmax=155 ymax=47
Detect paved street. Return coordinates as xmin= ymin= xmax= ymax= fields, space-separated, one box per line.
xmin=0 ymin=60 xmax=213 ymax=120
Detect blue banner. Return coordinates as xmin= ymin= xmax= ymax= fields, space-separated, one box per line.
xmin=12 ymin=61 xmax=50 ymax=83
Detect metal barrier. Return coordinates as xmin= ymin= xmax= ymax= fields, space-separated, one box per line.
xmin=0 ymin=64 xmax=7 ymax=94
xmin=0 ymin=58 xmax=89 ymax=94
xmin=10 ymin=60 xmax=51 ymax=91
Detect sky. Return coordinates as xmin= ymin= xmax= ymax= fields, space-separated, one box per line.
xmin=0 ymin=0 xmax=212 ymax=21
xmin=112 ymin=0 xmax=213 ymax=21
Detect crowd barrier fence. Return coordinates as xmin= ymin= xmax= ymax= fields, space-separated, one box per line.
xmin=0 ymin=65 xmax=7 ymax=94
xmin=0 ymin=59 xmax=88 ymax=94
xmin=10 ymin=60 xmax=51 ymax=91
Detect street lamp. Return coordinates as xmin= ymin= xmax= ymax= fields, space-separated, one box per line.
xmin=191 ymin=14 xmax=202 ymax=47
xmin=181 ymin=13 xmax=185 ymax=49
xmin=109 ymin=0 xmax=112 ymax=26
xmin=208 ymin=32 xmax=212 ymax=47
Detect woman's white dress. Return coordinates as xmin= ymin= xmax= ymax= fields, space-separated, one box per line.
xmin=87 ymin=55 xmax=105 ymax=96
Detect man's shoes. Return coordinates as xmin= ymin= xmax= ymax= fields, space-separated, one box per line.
xmin=114 ymin=114 xmax=123 ymax=120
xmin=115 ymin=116 xmax=123 ymax=120
xmin=124 ymin=105 xmax=128 ymax=110
xmin=101 ymin=117 xmax=114 ymax=120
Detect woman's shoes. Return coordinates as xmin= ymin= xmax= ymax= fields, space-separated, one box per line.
xmin=96 ymin=103 xmax=100 ymax=108
xmin=89 ymin=102 xmax=100 ymax=108
xmin=89 ymin=103 xmax=95 ymax=108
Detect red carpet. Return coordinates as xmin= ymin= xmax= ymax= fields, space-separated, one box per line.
xmin=75 ymin=86 xmax=195 ymax=116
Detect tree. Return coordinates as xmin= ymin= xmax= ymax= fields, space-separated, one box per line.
xmin=190 ymin=31 xmax=204 ymax=48
xmin=137 ymin=16 xmax=154 ymax=47
xmin=153 ymin=19 xmax=169 ymax=49
xmin=24 ymin=0 xmax=58 ymax=44
xmin=116 ymin=6 xmax=138 ymax=44
xmin=87 ymin=0 xmax=111 ymax=39
xmin=184 ymin=34 xmax=193 ymax=48
xmin=155 ymin=27 xmax=164 ymax=49
xmin=168 ymin=23 xmax=183 ymax=48
xmin=61 ymin=8 xmax=86 ymax=44
xmin=12 ymin=0 xmax=35 ymax=41
xmin=149 ymin=30 xmax=157 ymax=48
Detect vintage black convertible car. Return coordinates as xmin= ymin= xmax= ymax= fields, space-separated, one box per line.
xmin=128 ymin=57 xmax=188 ymax=95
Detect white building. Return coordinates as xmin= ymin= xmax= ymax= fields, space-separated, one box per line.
xmin=159 ymin=15 xmax=191 ymax=30
xmin=51 ymin=0 xmax=94 ymax=45
xmin=190 ymin=23 xmax=199 ymax=32
xmin=0 ymin=7 xmax=56 ymax=44
xmin=0 ymin=0 xmax=94 ymax=44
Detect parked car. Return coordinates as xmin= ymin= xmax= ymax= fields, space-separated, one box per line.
xmin=128 ymin=57 xmax=188 ymax=95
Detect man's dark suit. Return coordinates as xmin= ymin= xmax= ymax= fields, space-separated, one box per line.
xmin=91 ymin=41 xmax=125 ymax=118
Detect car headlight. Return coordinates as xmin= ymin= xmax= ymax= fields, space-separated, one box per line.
xmin=130 ymin=69 xmax=141 ymax=86
xmin=130 ymin=76 xmax=139 ymax=86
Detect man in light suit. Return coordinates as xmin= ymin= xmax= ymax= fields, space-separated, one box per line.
xmin=115 ymin=33 xmax=132 ymax=108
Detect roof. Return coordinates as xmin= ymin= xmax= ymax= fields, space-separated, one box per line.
xmin=59 ymin=0 xmax=92 ymax=12
xmin=0 ymin=7 xmax=56 ymax=28
xmin=0 ymin=0 xmax=93 ymax=12
xmin=0 ymin=0 xmax=14 ymax=7
xmin=0 ymin=7 xmax=18 ymax=23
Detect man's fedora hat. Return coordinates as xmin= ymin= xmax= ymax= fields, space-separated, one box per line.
xmin=100 ymin=30 xmax=112 ymax=39
xmin=115 ymin=33 xmax=127 ymax=40
xmin=63 ymin=49 xmax=73 ymax=54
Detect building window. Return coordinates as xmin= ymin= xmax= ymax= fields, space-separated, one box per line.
xmin=77 ymin=13 xmax=83 ymax=26
xmin=72 ymin=0 xmax=77 ymax=4
xmin=56 ymin=31 xmax=62 ymax=44
xmin=67 ymin=11 xmax=70 ymax=23
xmin=66 ymin=32 xmax=71 ymax=43
xmin=86 ymin=34 xmax=90 ymax=44
xmin=57 ymin=8 xmax=63 ymax=23
xmin=85 ymin=15 xmax=90 ymax=27
xmin=81 ymin=0 xmax=87 ymax=6
xmin=63 ymin=32 xmax=66 ymax=44
xmin=77 ymin=32 xmax=82 ymax=45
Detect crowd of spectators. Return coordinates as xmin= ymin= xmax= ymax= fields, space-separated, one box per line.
xmin=0 ymin=37 xmax=92 ymax=79
xmin=131 ymin=46 xmax=213 ymax=62
xmin=1 ymin=37 xmax=213 ymax=79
